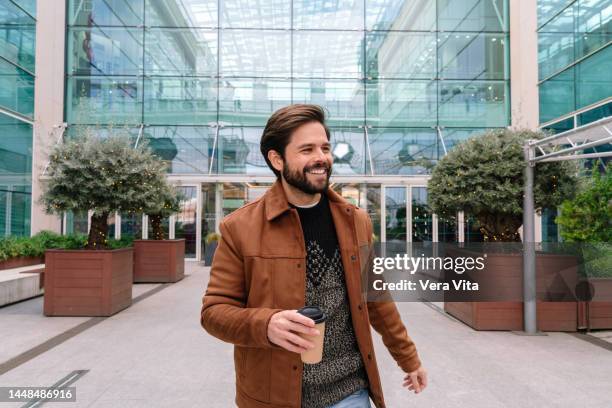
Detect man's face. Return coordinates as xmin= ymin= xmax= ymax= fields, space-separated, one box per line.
xmin=281 ymin=122 xmax=333 ymax=195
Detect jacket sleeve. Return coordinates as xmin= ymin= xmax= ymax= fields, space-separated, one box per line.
xmin=200 ymin=219 xmax=282 ymax=349
xmin=364 ymin=216 xmax=422 ymax=373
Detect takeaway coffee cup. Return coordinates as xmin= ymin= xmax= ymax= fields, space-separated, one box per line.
xmin=296 ymin=306 xmax=326 ymax=364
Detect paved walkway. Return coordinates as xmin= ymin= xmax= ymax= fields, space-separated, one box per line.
xmin=1 ymin=263 xmax=611 ymax=407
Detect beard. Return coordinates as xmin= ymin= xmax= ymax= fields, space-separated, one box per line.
xmin=282 ymin=161 xmax=332 ymax=195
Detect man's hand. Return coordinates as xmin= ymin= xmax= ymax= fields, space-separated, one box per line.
xmin=403 ymin=365 xmax=428 ymax=394
xmin=267 ymin=310 xmax=320 ymax=353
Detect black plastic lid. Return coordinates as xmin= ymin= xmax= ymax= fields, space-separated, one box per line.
xmin=297 ymin=306 xmax=326 ymax=324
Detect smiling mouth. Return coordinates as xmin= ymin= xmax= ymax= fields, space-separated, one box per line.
xmin=306 ymin=168 xmax=327 ymax=175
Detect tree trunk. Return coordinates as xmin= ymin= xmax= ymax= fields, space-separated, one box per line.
xmin=149 ymin=214 xmax=165 ymax=240
xmin=87 ymin=211 xmax=110 ymax=249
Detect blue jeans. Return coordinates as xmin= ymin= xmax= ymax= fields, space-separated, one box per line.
xmin=327 ymin=388 xmax=371 ymax=408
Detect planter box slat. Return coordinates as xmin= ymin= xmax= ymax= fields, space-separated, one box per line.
xmin=55 ymin=278 xmax=102 ymax=288
xmin=133 ymin=239 xmax=185 ymax=283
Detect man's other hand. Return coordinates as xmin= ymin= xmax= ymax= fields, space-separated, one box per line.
xmin=403 ymin=365 xmax=428 ymax=394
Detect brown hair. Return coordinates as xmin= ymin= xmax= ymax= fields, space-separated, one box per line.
xmin=260 ymin=104 xmax=330 ymax=178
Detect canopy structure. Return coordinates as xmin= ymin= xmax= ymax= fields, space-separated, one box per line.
xmin=522 ymin=116 xmax=612 ymax=334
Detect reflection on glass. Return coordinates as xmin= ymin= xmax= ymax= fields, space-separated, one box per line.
xmin=66 ymin=76 xmax=142 ymax=124
xmin=221 ymin=30 xmax=290 ymax=77
xmin=293 ymin=80 xmax=364 ymax=127
xmin=438 ymin=0 xmax=506 ymax=32
xmin=0 ymin=113 xmax=33 ymax=185
xmin=145 ymin=28 xmax=217 ymax=76
xmin=144 ymin=77 xmax=216 ymax=125
xmin=65 ymin=211 xmax=88 ymax=235
xmin=145 ymin=126 xmax=215 ymax=174
xmin=439 ymin=128 xmax=488 ymax=157
xmin=293 ymin=31 xmax=363 ymax=79
xmin=366 ymin=32 xmax=436 ymax=79
xmin=218 ymin=80 xmax=291 ymax=126
xmin=576 ymin=45 xmax=611 ymax=109
xmin=121 ymin=212 xmax=142 ymax=239
xmin=222 ymin=183 xmax=246 ymax=217
xmin=0 ymin=17 xmax=35 ymax=72
xmin=0 ymin=186 xmax=30 ymax=237
xmin=368 ymin=128 xmax=437 ymax=175
xmin=366 ymin=0 xmax=436 ymax=31
xmin=438 ymin=81 xmax=507 ymax=127
xmin=68 ymin=0 xmax=144 ymax=26
xmin=539 ymin=67 xmax=575 ymax=123
xmin=385 ymin=186 xmax=406 ymax=242
xmin=146 ymin=0 xmax=217 ymax=28
xmin=293 ymin=0 xmax=364 ymax=30
xmin=412 ymin=187 xmax=432 ymax=242
xmin=366 ymin=80 xmax=436 ymax=127
xmin=438 ymin=33 xmax=507 ymax=80
xmin=541 ymin=208 xmax=559 ymax=243
xmin=218 ymin=127 xmax=273 ymax=175
xmin=221 ymin=0 xmax=291 ymax=28
xmin=68 ymin=27 xmax=143 ymax=76
xmin=330 ymin=128 xmax=365 ymax=175
xmin=176 ymin=186 xmax=197 ymax=258
xmin=0 ymin=59 xmax=34 ymax=117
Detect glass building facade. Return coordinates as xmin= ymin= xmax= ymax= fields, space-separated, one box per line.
xmin=538 ymin=0 xmax=611 ymax=128
xmin=0 ymin=0 xmax=36 ymax=237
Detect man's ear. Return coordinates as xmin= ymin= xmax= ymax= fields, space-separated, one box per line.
xmin=267 ymin=149 xmax=284 ymax=174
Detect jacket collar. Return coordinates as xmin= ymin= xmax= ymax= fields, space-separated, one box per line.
xmin=264 ymin=179 xmax=351 ymax=221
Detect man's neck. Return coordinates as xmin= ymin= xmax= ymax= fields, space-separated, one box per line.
xmin=280 ymin=178 xmax=322 ymax=207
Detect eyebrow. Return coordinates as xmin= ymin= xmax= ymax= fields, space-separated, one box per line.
xmin=297 ymin=142 xmax=331 ymax=149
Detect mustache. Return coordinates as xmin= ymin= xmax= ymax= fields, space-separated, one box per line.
xmin=304 ymin=163 xmax=331 ymax=172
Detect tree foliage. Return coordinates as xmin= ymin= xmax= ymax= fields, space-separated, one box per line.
xmin=428 ymin=129 xmax=577 ymax=242
xmin=39 ymin=127 xmax=172 ymax=249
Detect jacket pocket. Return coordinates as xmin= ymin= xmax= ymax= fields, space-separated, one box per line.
xmin=241 ymin=347 xmax=272 ymax=402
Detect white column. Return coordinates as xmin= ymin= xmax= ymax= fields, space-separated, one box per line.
xmin=30 ymin=0 xmax=66 ymax=235
xmin=509 ymin=0 xmax=540 ymax=130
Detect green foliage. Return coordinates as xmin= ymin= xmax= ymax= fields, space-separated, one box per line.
xmin=428 ymin=129 xmax=577 ymax=241
xmin=205 ymin=232 xmax=221 ymax=244
xmin=556 ymin=166 xmax=612 ymax=242
xmin=0 ymin=231 xmax=132 ymax=261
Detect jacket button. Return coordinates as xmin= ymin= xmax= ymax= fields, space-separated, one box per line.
xmin=358 ymin=304 xmax=363 ymax=311
xmin=293 ymin=365 xmax=298 ymax=370
xmin=367 ymin=353 xmax=372 ymax=360
xmin=297 ymin=263 xmax=301 ymax=268
xmin=350 ymin=255 xmax=356 ymax=261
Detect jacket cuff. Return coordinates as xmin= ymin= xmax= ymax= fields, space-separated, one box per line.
xmin=256 ymin=308 xmax=284 ymax=349
xmin=398 ymin=355 xmax=422 ymax=373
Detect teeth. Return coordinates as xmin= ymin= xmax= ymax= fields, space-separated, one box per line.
xmin=308 ymin=168 xmax=326 ymax=174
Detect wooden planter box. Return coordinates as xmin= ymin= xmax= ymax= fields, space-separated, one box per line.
xmin=444 ymin=248 xmax=579 ymax=332
xmin=587 ymin=278 xmax=612 ymax=329
xmin=133 ymin=239 xmax=185 ymax=283
xmin=44 ymin=247 xmax=133 ymax=317
xmin=0 ymin=256 xmax=44 ymax=270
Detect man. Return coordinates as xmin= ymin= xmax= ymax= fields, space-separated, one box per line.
xmin=201 ymin=104 xmax=427 ymax=408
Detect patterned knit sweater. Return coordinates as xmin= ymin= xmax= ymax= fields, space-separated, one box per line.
xmin=293 ymin=194 xmax=368 ymax=408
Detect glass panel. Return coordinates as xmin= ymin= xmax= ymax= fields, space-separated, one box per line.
xmin=537 ymin=4 xmax=576 ymax=79
xmin=66 ymin=76 xmax=142 ymax=125
xmin=578 ymin=101 xmax=612 ymax=126
xmin=217 ymin=127 xmax=273 ymax=175
xmin=107 ymin=213 xmax=116 ymax=238
xmin=385 ymin=186 xmax=406 ymax=242
xmin=67 ymin=27 xmax=143 ymax=76
xmin=366 ymin=0 xmax=436 ymax=31
xmin=145 ymin=28 xmax=217 ymax=76
xmin=221 ymin=30 xmax=290 ymax=77
xmin=0 ymin=112 xmax=32 ymax=185
xmin=201 ymin=182 xmax=216 ymax=261
xmin=538 ymin=0 xmax=573 ymax=27
xmin=438 ymin=213 xmax=457 ymax=242
xmin=18 ymin=1 xmax=36 ymax=18
xmin=438 ymin=33 xmax=507 ymax=80
xmin=221 ymin=0 xmax=291 ymax=29
xmin=146 ymin=0 xmax=217 ymax=28
xmin=0 ymin=9 xmax=36 ymax=72
xmin=366 ymin=185 xmax=381 ymax=242
xmin=293 ymin=80 xmax=364 ymax=127
xmin=66 ymin=211 xmax=88 ymax=235
xmin=542 ymin=117 xmax=575 ymax=133
xmin=576 ymin=45 xmax=612 ymax=109
xmin=121 ymin=212 xmax=143 ymax=239
xmin=329 ymin=128 xmax=365 ymax=175
xmin=293 ymin=0 xmax=364 ymax=30
xmin=366 ymin=32 xmax=436 ymax=80
xmin=293 ymin=31 xmax=363 ymax=79
xmin=332 ymin=183 xmax=361 ymax=206
xmin=541 ymin=208 xmax=559 ymax=243
xmin=222 ymin=182 xmax=246 ymax=217
xmin=368 ymin=128 xmax=437 ymax=175
xmin=439 ymin=128 xmax=489 ymax=156
xmin=412 ymin=187 xmax=432 ymax=242
xmin=3 ymin=186 xmax=30 ymax=237
xmin=145 ymin=126 xmax=216 ymax=174
xmin=176 ymin=186 xmax=197 ymax=258
xmin=0 ymin=58 xmax=34 ymax=117
xmin=0 ymin=187 xmax=6 ymax=235
xmin=68 ymin=0 xmax=144 ymax=27
xmin=219 ymin=79 xmax=291 ymax=126
xmin=366 ymin=80 xmax=436 ymax=127
xmin=539 ymin=67 xmax=575 ymax=123
xmin=143 ymin=77 xmax=216 ymax=125
xmin=438 ymin=80 xmax=507 ymax=127
xmin=438 ymin=0 xmax=506 ymax=32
